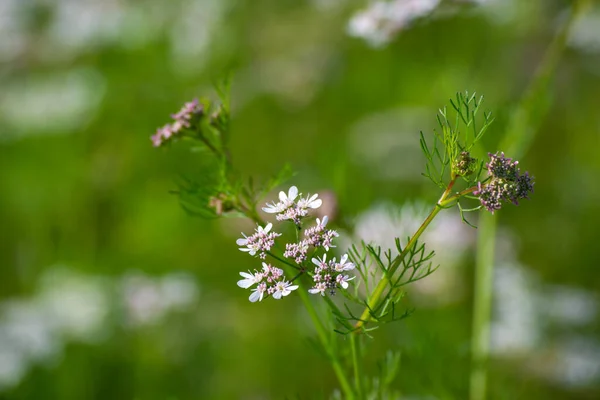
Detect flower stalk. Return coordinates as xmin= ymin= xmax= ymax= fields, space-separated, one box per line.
xmin=354 ymin=177 xmax=459 ymax=331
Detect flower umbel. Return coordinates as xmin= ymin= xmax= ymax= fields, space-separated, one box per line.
xmin=236 ymin=223 xmax=281 ymax=259
xmin=262 ymin=186 xmax=322 ymax=224
xmin=308 ymin=253 xmax=355 ymax=296
xmin=238 ymin=263 xmax=298 ymax=302
xmin=238 ymin=186 xmax=354 ymax=301
xmin=284 ymin=216 xmax=340 ymax=263
xmin=474 ymin=152 xmax=535 ymax=213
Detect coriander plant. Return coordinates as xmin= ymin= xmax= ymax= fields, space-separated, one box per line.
xmin=151 ymin=88 xmax=534 ymax=398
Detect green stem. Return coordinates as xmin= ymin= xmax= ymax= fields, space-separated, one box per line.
xmin=266 ymin=251 xmax=300 ymax=270
xmin=297 ymin=288 xmax=355 ymax=399
xmin=323 ymin=296 xmax=363 ymax=397
xmin=354 ymin=178 xmax=460 ymax=331
xmin=350 ymin=334 xmax=363 ymax=398
xmin=469 ymin=211 xmax=496 ymax=400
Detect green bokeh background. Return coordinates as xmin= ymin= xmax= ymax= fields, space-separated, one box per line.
xmin=1 ymin=0 xmax=599 ymax=399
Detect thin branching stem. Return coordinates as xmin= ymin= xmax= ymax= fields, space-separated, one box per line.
xmin=354 ymin=177 xmax=465 ymax=331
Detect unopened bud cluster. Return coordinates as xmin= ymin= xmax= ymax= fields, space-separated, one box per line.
xmin=151 ymin=99 xmax=204 ymax=147
xmin=474 ymin=152 xmax=534 ymax=213
xmin=453 ymin=151 xmax=477 ymax=176
xmin=236 ymin=186 xmax=355 ymax=302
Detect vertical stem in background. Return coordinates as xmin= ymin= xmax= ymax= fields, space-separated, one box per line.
xmin=469 ymin=2 xmax=588 ymax=399
xmin=469 ymin=211 xmax=496 ymax=400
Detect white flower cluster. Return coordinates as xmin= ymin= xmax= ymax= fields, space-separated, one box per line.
xmin=284 ymin=216 xmax=339 ymax=263
xmin=262 ymin=186 xmax=322 ymax=224
xmin=237 ymin=262 xmax=299 ymax=302
xmin=308 ymin=254 xmax=355 ymax=296
xmin=236 ymin=222 xmax=281 ymax=259
xmin=236 ymin=186 xmax=356 ymax=301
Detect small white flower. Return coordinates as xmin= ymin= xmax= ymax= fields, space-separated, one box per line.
xmin=336 ymin=274 xmax=355 ymax=289
xmin=262 ymin=201 xmax=284 ymax=213
xmin=249 ymin=282 xmax=267 ymax=302
xmin=238 ymin=243 xmax=259 ymax=256
xmin=279 ymin=186 xmax=299 ymax=206
xmin=236 ymin=223 xmax=275 ymax=256
xmin=272 ymin=281 xmax=299 ymax=299
xmin=309 ymin=282 xmax=327 ymax=296
xmin=316 ymin=215 xmax=328 ymax=229
xmin=237 ymin=271 xmax=263 ymax=289
xmin=262 ymin=186 xmax=299 ymax=213
xmin=298 ymin=193 xmax=322 ymax=210
xmin=258 ymin=223 xmax=273 ymax=234
xmin=336 ymin=254 xmax=355 ymax=271
xmin=235 ymin=233 xmax=249 ymax=246
xmin=311 ymin=253 xmax=328 ymax=269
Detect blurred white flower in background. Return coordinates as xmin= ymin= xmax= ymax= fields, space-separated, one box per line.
xmin=170 ymin=0 xmax=231 ymax=75
xmin=0 ymin=0 xmax=233 ymax=141
xmin=347 ymin=0 xmax=441 ymax=47
xmin=347 ymin=0 xmax=518 ymax=47
xmin=569 ymin=8 xmax=600 ymax=55
xmin=43 ymin=0 xmax=127 ymax=61
xmin=491 ymin=262 xmax=541 ymax=354
xmin=0 ymin=68 xmax=106 ymax=139
xmin=0 ymin=267 xmax=199 ymax=390
xmin=491 ymin=233 xmax=600 ymax=388
xmin=541 ymin=285 xmax=597 ymax=327
xmin=121 ymin=271 xmax=199 ymax=328
xmin=544 ymin=337 xmax=600 ymax=388
xmin=0 ymin=0 xmax=27 ymax=62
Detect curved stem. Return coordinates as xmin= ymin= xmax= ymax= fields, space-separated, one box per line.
xmin=354 ymin=178 xmax=461 ymax=331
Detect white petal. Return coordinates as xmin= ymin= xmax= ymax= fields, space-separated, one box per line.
xmin=236 ymin=238 xmax=248 ymax=245
xmin=340 ymin=254 xmax=348 ymax=264
xmin=239 ymin=271 xmax=253 ymax=279
xmin=321 ymin=215 xmax=328 ymax=227
xmin=309 ymin=199 xmax=322 ymax=209
xmin=239 ymin=248 xmax=252 ymax=253
xmin=263 ymin=223 xmax=272 ymax=233
xmin=249 ymin=291 xmax=261 ymax=302
xmin=308 ymin=288 xmax=321 ymax=294
xmin=340 ymin=281 xmax=349 ymax=289
xmin=272 ymin=291 xmax=282 ymax=299
xmin=237 ymin=279 xmax=253 ymax=289
xmin=288 ymin=186 xmax=298 ymax=201
xmin=287 ymin=285 xmax=299 ymax=292
xmin=278 ymin=190 xmax=287 ymax=201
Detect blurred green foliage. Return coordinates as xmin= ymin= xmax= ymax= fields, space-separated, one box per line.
xmin=1 ymin=0 xmax=599 ymax=399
